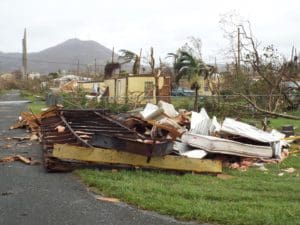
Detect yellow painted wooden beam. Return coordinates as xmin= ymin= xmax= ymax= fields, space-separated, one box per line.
xmin=53 ymin=144 xmax=222 ymax=173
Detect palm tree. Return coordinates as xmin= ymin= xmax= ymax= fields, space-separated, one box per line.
xmin=173 ymin=50 xmax=211 ymax=111
xmin=118 ymin=49 xmax=141 ymax=75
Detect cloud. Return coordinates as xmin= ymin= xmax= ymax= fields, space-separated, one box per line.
xmin=0 ymin=0 xmax=299 ymax=61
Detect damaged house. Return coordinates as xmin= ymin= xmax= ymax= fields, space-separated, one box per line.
xmin=104 ymin=74 xmax=171 ymax=104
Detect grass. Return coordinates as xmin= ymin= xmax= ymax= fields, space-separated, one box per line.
xmin=171 ymin=96 xmax=194 ymax=111
xmin=27 ymin=101 xmax=47 ymax=114
xmin=20 ymin=90 xmax=46 ymax=114
xmin=269 ymin=118 xmax=300 ymax=133
xmin=76 ymin=149 xmax=300 ymax=225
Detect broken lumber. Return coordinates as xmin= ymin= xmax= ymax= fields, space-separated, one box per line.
xmin=52 ymin=144 xmax=222 ymax=173
xmin=15 ymin=155 xmax=31 ymax=164
xmin=0 ymin=155 xmax=33 ymax=165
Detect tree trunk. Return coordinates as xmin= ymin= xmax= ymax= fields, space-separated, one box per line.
xmin=194 ymin=88 xmax=199 ymax=112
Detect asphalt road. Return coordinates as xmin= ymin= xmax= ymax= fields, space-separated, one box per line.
xmin=0 ymin=91 xmax=201 ymax=225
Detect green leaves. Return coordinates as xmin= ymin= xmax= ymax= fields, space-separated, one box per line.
xmin=173 ymin=50 xmax=209 ymax=83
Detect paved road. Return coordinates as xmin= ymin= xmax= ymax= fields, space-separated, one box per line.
xmin=0 ymin=91 xmax=201 ymax=225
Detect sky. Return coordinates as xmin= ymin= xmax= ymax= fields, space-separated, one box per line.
xmin=0 ymin=0 xmax=299 ymax=64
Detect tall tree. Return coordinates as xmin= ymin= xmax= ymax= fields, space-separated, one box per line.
xmin=173 ymin=50 xmax=211 ymax=111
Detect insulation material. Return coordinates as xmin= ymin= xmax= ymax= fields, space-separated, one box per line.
xmin=140 ymin=103 xmax=163 ymax=120
xmin=158 ymin=100 xmax=179 ymax=118
xmin=180 ymin=150 xmax=207 ymax=159
xmin=221 ymin=118 xmax=280 ymax=143
xmin=182 ymin=133 xmax=273 ymax=158
xmin=210 ymin=116 xmax=221 ymax=134
xmin=190 ymin=108 xmax=211 ymax=135
xmin=173 ymin=141 xmax=194 ymax=153
xmin=220 ymin=118 xmax=282 ymax=157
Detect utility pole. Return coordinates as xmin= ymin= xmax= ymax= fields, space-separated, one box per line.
xmin=111 ymin=47 xmax=114 ymax=63
xmin=94 ymin=58 xmax=97 ymax=76
xmin=77 ymin=59 xmax=80 ymax=76
xmin=214 ymin=57 xmax=218 ymax=73
xmin=86 ymin=65 xmax=90 ymax=76
xmin=138 ymin=48 xmax=142 ymax=75
xmin=150 ymin=47 xmax=155 ymax=74
xmin=22 ymin=28 xmax=28 ymax=78
xmin=237 ymin=27 xmax=241 ymax=72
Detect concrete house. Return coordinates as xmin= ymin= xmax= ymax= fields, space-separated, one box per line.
xmin=104 ymin=74 xmax=171 ymax=104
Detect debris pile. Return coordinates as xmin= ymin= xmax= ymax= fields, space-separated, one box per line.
xmin=10 ymin=106 xmax=61 ymax=133
xmin=12 ymin=100 xmax=294 ymax=173
xmin=113 ymin=101 xmax=291 ymax=171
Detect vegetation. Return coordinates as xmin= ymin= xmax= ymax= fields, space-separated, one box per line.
xmin=27 ymin=101 xmax=47 ymax=114
xmin=220 ymin=13 xmax=300 ymax=119
xmin=119 ymin=49 xmax=141 ymax=75
xmin=20 ymin=90 xmax=46 ymax=114
xmin=169 ymin=38 xmax=215 ymax=112
xmin=76 ymin=148 xmax=300 ymax=225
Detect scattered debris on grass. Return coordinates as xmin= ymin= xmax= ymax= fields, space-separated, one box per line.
xmin=96 ymin=196 xmax=120 ymax=203
xmin=282 ymin=167 xmax=296 ymax=173
xmin=217 ymin=174 xmax=235 ymax=180
xmin=11 ymin=101 xmax=296 ymax=173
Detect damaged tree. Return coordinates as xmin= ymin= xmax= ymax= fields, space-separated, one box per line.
xmin=118 ymin=49 xmax=142 ymax=75
xmin=220 ymin=12 xmax=300 ymax=119
xmin=170 ymin=38 xmax=214 ymax=111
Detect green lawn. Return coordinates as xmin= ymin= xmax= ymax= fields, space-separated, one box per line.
xmin=27 ymin=101 xmax=47 ymax=114
xmin=76 ymin=149 xmax=300 ymax=225
xmin=20 ymin=90 xmax=46 ymax=114
xmin=270 ymin=118 xmax=300 ymax=133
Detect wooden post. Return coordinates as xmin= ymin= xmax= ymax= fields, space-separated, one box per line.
xmin=114 ymin=78 xmax=117 ymax=103
xmin=138 ymin=48 xmax=142 ymax=75
xmin=237 ymin=27 xmax=241 ymax=73
xmin=22 ymin=28 xmax=28 ymax=78
xmin=112 ymin=47 xmax=115 ymax=63
xmin=125 ymin=75 xmax=128 ymax=104
xmin=94 ymin=58 xmax=97 ymax=76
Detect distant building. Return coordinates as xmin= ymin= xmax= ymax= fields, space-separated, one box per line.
xmin=28 ymin=73 xmax=41 ymax=79
xmin=178 ymin=73 xmax=224 ymax=96
xmin=53 ymin=74 xmax=91 ymax=87
xmin=178 ymin=77 xmax=211 ymax=96
xmin=77 ymin=81 xmax=107 ymax=94
xmin=104 ymin=74 xmax=171 ymax=104
xmin=0 ymin=73 xmax=14 ymax=80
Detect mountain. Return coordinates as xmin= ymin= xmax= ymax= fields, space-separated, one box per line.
xmin=0 ymin=38 xmax=115 ymax=74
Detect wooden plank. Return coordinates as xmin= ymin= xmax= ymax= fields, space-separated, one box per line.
xmin=53 ymin=144 xmax=222 ymax=173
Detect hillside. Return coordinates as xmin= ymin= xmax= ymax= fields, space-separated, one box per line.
xmin=0 ymin=39 xmax=115 ymax=74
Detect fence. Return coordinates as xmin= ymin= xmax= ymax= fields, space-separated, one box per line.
xmin=44 ymin=92 xmax=300 ymax=117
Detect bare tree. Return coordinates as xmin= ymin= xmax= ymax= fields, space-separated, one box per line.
xmin=220 ymin=12 xmax=300 ymax=119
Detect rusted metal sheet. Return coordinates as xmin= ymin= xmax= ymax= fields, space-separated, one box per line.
xmin=40 ymin=109 xmax=173 ymax=171
xmin=91 ymin=133 xmax=173 ymax=157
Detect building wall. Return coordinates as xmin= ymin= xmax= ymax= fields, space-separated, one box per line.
xmin=78 ymin=82 xmax=106 ymax=93
xmin=116 ymin=78 xmax=127 ymax=102
xmin=179 ymin=77 xmax=212 ymax=96
xmin=128 ymin=76 xmax=156 ymax=104
xmin=104 ymin=76 xmax=168 ymax=104
xmin=104 ymin=79 xmax=116 ymax=99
